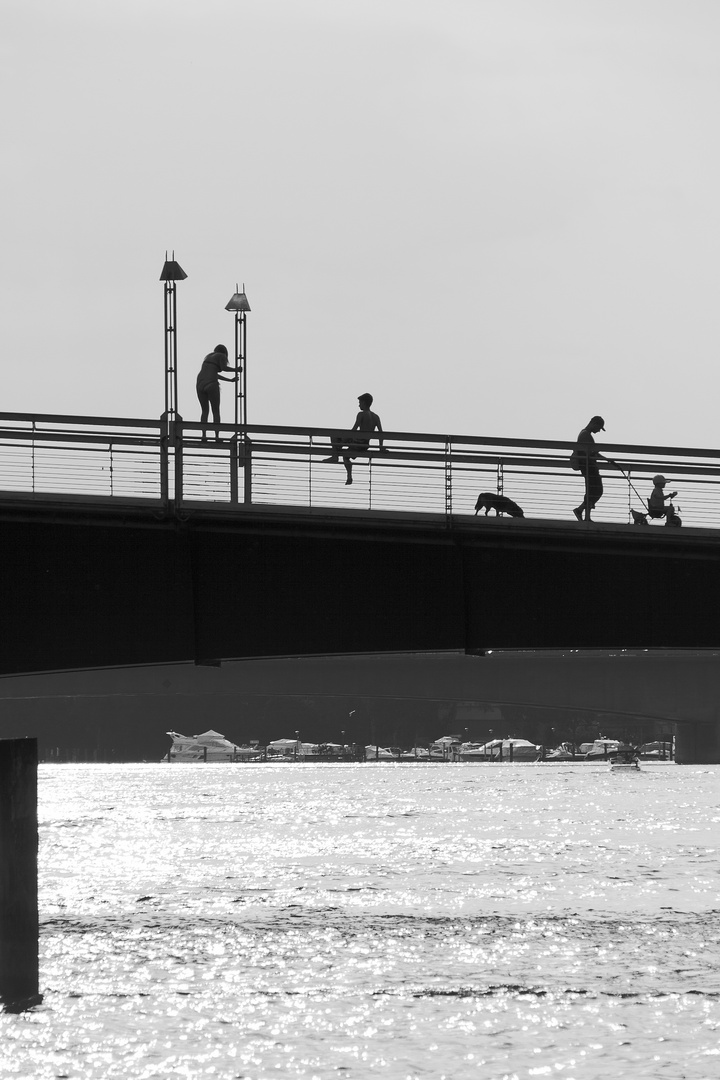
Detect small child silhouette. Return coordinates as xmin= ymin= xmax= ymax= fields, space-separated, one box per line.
xmin=648 ymin=475 xmax=678 ymax=520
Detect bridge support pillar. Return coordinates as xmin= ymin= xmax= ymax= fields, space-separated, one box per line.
xmin=0 ymin=738 xmax=41 ymax=1010
xmin=675 ymin=720 xmax=720 ymax=765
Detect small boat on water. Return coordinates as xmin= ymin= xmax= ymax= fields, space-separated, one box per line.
xmin=609 ymin=752 xmax=641 ymax=772
xmin=165 ymin=730 xmax=261 ymax=762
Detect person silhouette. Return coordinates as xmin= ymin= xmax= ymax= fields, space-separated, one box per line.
xmin=196 ymin=344 xmax=239 ymax=441
xmin=572 ymin=415 xmax=606 ymax=521
xmin=648 ymin=475 xmax=678 ymax=520
xmin=323 ymin=393 xmax=387 ymax=484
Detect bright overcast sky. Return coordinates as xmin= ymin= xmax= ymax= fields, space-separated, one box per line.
xmin=3 ymin=0 xmax=720 ymax=449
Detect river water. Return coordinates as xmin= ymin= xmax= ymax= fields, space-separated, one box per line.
xmin=2 ymin=762 xmax=720 ymax=1079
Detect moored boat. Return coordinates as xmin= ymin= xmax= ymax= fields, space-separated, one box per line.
xmin=429 ymin=736 xmax=461 ymax=759
xmin=580 ymin=738 xmax=634 ymax=762
xmin=544 ymin=742 xmax=577 ymax=760
xmin=165 ymin=729 xmax=259 ymax=762
xmin=399 ymin=747 xmax=431 ymax=760
xmin=364 ymin=745 xmax=399 ymax=760
xmin=459 ymin=737 xmax=540 ymax=762
xmin=638 ymin=740 xmax=674 ymax=761
xmin=456 ymin=742 xmax=492 ymax=761
xmin=266 ymin=738 xmax=324 ymax=760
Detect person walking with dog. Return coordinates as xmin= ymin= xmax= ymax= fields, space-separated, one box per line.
xmin=323 ymin=393 xmax=387 ymax=484
xmin=570 ymin=415 xmax=606 ymax=521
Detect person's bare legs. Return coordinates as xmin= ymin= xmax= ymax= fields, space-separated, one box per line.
xmin=208 ymin=386 xmax=221 ymax=441
xmin=323 ymin=436 xmax=343 ymax=463
xmin=198 ymin=389 xmax=210 ymax=441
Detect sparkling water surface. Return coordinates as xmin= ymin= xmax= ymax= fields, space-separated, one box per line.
xmin=3 ymin=762 xmax=720 ymax=1079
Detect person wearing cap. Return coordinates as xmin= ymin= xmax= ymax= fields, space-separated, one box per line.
xmin=572 ymin=415 xmax=606 ymax=522
xmin=196 ymin=344 xmax=239 ymax=441
xmin=648 ymin=475 xmax=677 ymax=520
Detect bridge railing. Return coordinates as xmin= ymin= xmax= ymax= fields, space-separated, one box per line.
xmin=176 ymin=419 xmax=720 ymax=530
xmin=2 ymin=411 xmax=720 ymax=530
xmin=0 ymin=413 xmax=167 ymax=505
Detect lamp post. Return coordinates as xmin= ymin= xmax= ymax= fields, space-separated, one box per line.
xmin=225 ymin=285 xmax=251 ymax=427
xmin=159 ymin=253 xmax=187 ymax=429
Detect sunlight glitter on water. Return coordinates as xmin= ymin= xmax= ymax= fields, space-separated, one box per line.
xmin=2 ymin=763 xmax=720 ymax=1078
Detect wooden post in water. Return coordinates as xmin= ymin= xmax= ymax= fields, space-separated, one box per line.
xmin=0 ymin=738 xmax=42 ymax=1010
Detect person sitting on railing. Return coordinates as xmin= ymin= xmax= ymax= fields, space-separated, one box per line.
xmin=196 ymin=344 xmax=239 ymax=442
xmin=648 ymin=475 xmax=678 ymax=520
xmin=322 ymin=393 xmax=387 ymax=485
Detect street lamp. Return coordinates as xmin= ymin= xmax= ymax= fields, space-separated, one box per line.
xmin=159 ymin=252 xmax=187 ymax=427
xmin=225 ymin=285 xmax=251 ymax=427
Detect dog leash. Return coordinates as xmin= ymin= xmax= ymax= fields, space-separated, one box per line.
xmin=606 ymin=458 xmax=649 ymax=510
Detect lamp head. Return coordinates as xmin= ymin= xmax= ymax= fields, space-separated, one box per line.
xmin=160 ymin=256 xmax=187 ymax=281
xmin=225 ymin=290 xmax=251 ymax=312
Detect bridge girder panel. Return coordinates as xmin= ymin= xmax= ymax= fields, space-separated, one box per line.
xmin=2 ymin=507 xmax=720 ymax=672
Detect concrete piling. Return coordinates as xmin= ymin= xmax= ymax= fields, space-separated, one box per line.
xmin=0 ymin=738 xmax=42 ymax=1010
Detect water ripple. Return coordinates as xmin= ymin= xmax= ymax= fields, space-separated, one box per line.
xmin=2 ymin=762 xmax=720 ymax=1078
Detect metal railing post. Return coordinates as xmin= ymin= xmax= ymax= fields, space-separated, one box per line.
xmin=445 ymin=437 xmax=452 ymax=521
xmin=160 ymin=418 xmax=170 ymax=508
xmin=230 ymin=437 xmax=239 ymax=505
xmin=308 ymin=435 xmax=313 ymax=508
xmin=172 ymin=418 xmax=183 ymax=506
xmin=627 ymin=470 xmax=632 ymax=523
xmin=242 ymin=438 xmax=253 ymax=505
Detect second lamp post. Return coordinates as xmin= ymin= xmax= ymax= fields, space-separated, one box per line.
xmin=225 ymin=286 xmax=251 ymax=427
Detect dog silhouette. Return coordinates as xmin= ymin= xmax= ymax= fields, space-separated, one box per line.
xmin=474 ymin=492 xmax=525 ymax=518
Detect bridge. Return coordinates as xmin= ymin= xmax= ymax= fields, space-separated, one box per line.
xmin=1 ymin=410 xmax=720 ymax=762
